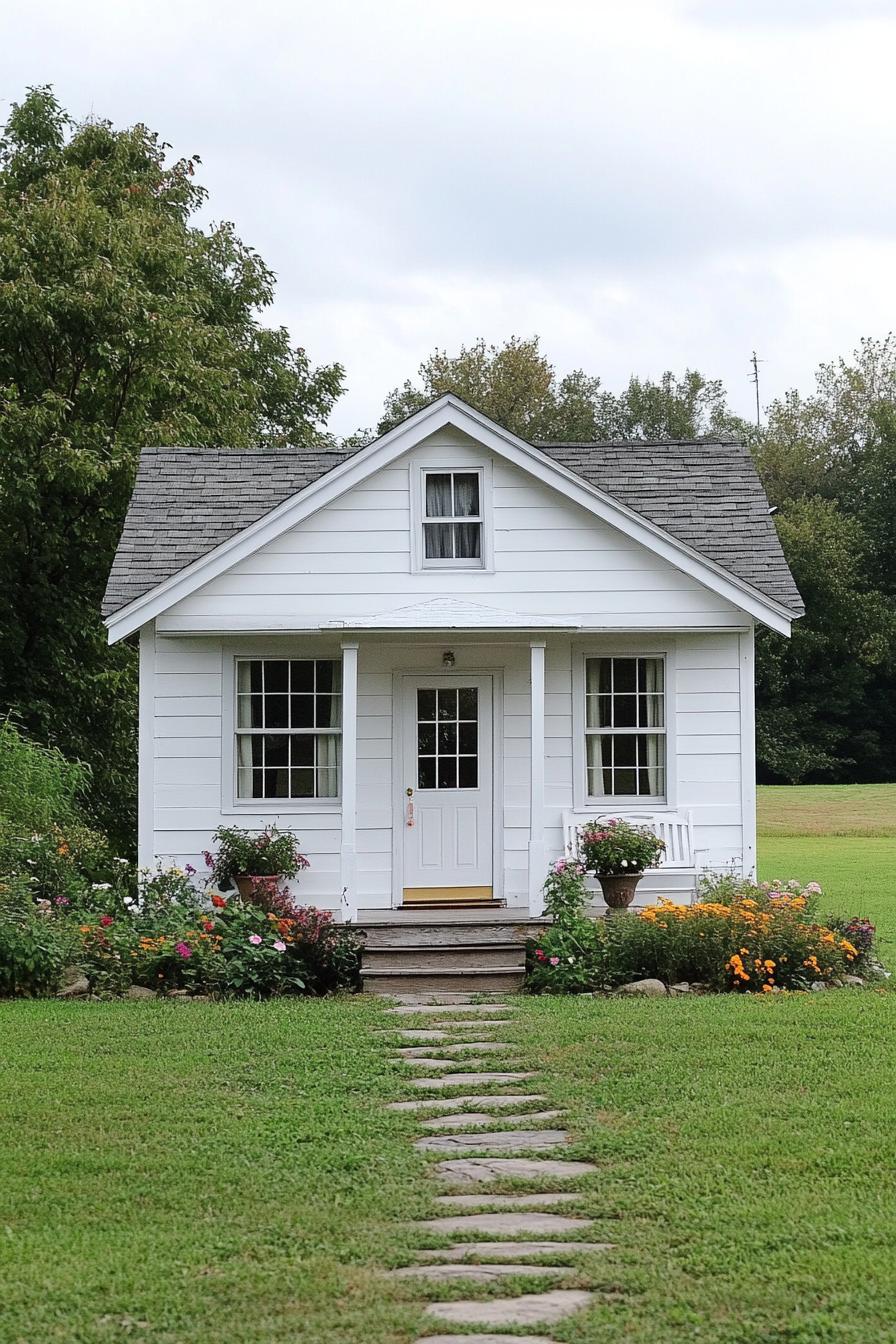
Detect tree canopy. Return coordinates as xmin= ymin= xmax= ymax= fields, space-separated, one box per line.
xmin=374 ymin=336 xmax=744 ymax=442
xmin=0 ymin=87 xmax=344 ymax=846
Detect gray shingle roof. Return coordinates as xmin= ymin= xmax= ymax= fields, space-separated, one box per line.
xmin=103 ymin=437 xmax=803 ymax=620
xmin=536 ymin=438 xmax=803 ymax=615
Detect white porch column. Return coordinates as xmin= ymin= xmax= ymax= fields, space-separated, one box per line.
xmin=528 ymin=639 xmax=546 ymax=916
xmin=340 ymin=640 xmax=359 ymax=921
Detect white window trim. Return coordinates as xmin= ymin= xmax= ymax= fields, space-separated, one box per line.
xmin=410 ymin=461 xmax=495 ymax=573
xmin=571 ymin=642 xmax=678 ymax=811
xmin=221 ymin=648 xmax=343 ymax=814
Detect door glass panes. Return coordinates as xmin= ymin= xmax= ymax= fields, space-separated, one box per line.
xmin=418 ymin=686 xmax=478 ymax=789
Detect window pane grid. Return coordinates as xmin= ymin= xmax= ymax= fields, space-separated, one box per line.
xmin=417 ymin=686 xmax=478 ymax=790
xmin=423 ymin=471 xmax=483 ymax=563
xmin=236 ymin=659 xmax=341 ymax=800
xmin=584 ymin=656 xmax=666 ymax=799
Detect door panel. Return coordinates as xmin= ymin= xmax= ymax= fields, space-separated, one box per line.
xmin=402 ymin=675 xmax=493 ymax=901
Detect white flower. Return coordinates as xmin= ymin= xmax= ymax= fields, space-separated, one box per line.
xmin=567 ymin=956 xmax=575 ymax=964
xmin=91 ymin=882 xmax=112 ymax=890
xmin=620 ymin=859 xmax=628 ymax=868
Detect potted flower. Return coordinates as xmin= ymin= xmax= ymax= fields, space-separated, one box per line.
xmin=206 ymin=825 xmax=309 ymax=903
xmin=578 ymin=818 xmax=665 ymax=910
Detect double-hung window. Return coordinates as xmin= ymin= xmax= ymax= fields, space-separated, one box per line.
xmin=235 ymin=658 xmax=341 ymax=800
xmin=422 ymin=470 xmax=483 ymax=565
xmin=584 ymin=655 xmax=666 ymax=800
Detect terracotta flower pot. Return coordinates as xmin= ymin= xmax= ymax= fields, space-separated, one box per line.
xmin=235 ymin=873 xmax=282 ymax=902
xmin=597 ymin=872 xmax=643 ymax=910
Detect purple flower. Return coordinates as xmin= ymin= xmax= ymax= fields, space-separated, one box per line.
xmin=203 ymin=851 xmax=214 ymax=868
xmin=174 ymin=941 xmax=192 ymax=959
xmin=185 ymin=863 xmax=196 ymax=876
xmin=248 ymin=934 xmax=263 ymax=946
xmin=54 ymin=896 xmax=70 ymax=907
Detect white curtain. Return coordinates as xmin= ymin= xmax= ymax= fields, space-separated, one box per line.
xmin=454 ymin=522 xmax=481 ymax=559
xmin=453 ymin=474 xmax=479 ymax=517
xmin=316 ymin=734 xmax=340 ymax=798
xmin=425 ymin=474 xmax=452 ymax=518
xmin=642 ymin=658 xmax=664 ymax=795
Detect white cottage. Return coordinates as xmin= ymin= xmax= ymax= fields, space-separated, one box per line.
xmin=104 ymin=394 xmax=802 ymax=928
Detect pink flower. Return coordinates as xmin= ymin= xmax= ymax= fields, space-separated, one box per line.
xmin=549 ymin=956 xmax=560 ymax=966
xmin=99 ymin=914 xmax=114 ymax=927
xmin=273 ymin=940 xmax=287 ymax=952
xmin=54 ymin=896 xmax=70 ymax=907
xmin=203 ymin=851 xmax=214 ymax=868
xmin=535 ymin=948 xmax=545 ymax=960
xmin=248 ymin=934 xmax=263 ymax=946
xmin=805 ymin=882 xmax=822 ymax=894
xmin=174 ymin=941 xmax=192 ymax=959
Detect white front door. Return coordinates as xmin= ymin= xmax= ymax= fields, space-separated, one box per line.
xmin=401 ymin=676 xmax=494 ymax=902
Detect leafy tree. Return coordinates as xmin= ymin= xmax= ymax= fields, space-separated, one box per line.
xmin=755 ymin=339 xmax=896 ymax=783
xmin=373 ymin=336 xmax=742 ymax=442
xmin=0 ymin=88 xmax=343 ymax=849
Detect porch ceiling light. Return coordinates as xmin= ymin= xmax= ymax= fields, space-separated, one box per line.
xmin=442 ymin=650 xmax=456 ymax=669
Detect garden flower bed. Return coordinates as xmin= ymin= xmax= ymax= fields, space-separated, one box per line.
xmin=526 ymin=864 xmax=883 ymax=996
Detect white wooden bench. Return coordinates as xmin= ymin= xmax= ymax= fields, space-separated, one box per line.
xmin=561 ymin=811 xmax=698 ymax=887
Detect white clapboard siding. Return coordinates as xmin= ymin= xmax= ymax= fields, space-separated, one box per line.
xmin=165 ymin=430 xmax=744 ymax=629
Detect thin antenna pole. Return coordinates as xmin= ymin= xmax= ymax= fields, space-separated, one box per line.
xmin=749 ymin=350 xmax=763 ymax=428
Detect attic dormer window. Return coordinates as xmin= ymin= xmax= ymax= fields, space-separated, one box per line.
xmin=423 ymin=470 xmax=483 ymax=566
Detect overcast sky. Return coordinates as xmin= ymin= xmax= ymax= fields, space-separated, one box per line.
xmin=4 ymin=0 xmax=895 ymax=435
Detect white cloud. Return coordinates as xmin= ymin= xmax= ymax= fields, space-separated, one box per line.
xmin=3 ymin=0 xmax=895 ymax=432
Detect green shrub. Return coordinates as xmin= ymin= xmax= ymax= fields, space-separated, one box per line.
xmin=0 ymin=719 xmax=91 ymax=832
xmin=0 ymin=894 xmax=77 ymax=996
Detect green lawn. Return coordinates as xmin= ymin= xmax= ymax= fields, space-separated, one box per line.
xmin=2 ymin=787 xmax=894 ymax=1343
xmin=0 ymin=998 xmax=433 ymax=1344
xmin=758 ymin=783 xmax=896 ymax=954
xmin=510 ymin=991 xmax=896 ymax=1344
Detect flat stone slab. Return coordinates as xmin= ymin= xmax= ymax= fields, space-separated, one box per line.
xmin=433 ymin=1157 xmax=597 ymax=1184
xmin=415 ymin=1336 xmax=560 ymax=1344
xmin=416 ymin=1129 xmax=570 ymax=1153
xmin=389 ymin=1093 xmax=546 ymax=1112
xmin=387 ymin=1003 xmax=515 ymax=1016
xmin=420 ymin=1110 xmax=563 ymax=1130
xmin=425 ymin=1289 xmax=593 ymax=1327
xmin=435 ymin=1192 xmax=581 ymax=1209
xmin=386 ymin=1029 xmax=453 ymax=1041
xmin=426 ymin=1041 xmax=515 ymax=1055
xmin=418 ymin=1240 xmax=613 ymax=1260
xmin=415 ymin=1211 xmax=594 ymax=1236
xmin=412 ymin=1073 xmax=535 ymax=1090
xmin=389 ymin=1262 xmax=566 ymax=1282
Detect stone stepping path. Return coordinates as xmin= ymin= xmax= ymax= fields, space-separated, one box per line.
xmin=399 ymin=1040 xmax=513 ymax=1056
xmin=418 ymin=1336 xmax=560 ymax=1344
xmin=424 ymin=1289 xmax=594 ymax=1327
xmin=433 ymin=1156 xmax=598 ymax=1183
xmin=389 ymin=1093 xmax=547 ymax=1112
xmin=386 ymin=1003 xmax=513 ymax=1016
xmin=417 ymin=1240 xmax=613 ymax=1260
xmin=416 ymin=1211 xmax=594 ymax=1236
xmin=435 ymin=1192 xmax=581 ymax=1209
xmin=420 ymin=1109 xmax=564 ymax=1130
xmin=380 ymin=995 xmax=599 ymax=1340
xmin=390 ymin=1262 xmax=566 ymax=1283
xmin=416 ymin=1128 xmax=570 ymax=1153
xmin=412 ymin=1072 xmax=535 ymax=1090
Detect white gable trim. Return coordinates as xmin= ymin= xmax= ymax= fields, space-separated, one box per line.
xmin=106 ymin=395 xmax=795 ymax=643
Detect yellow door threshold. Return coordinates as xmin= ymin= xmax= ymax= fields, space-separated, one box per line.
xmin=402 ymin=885 xmax=495 ymax=905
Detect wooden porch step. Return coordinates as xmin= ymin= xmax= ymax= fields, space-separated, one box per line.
xmin=361 ymin=922 xmax=540 ymax=948
xmin=361 ymin=967 xmax=525 ymax=996
xmin=362 ymin=944 xmax=525 ymax=973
